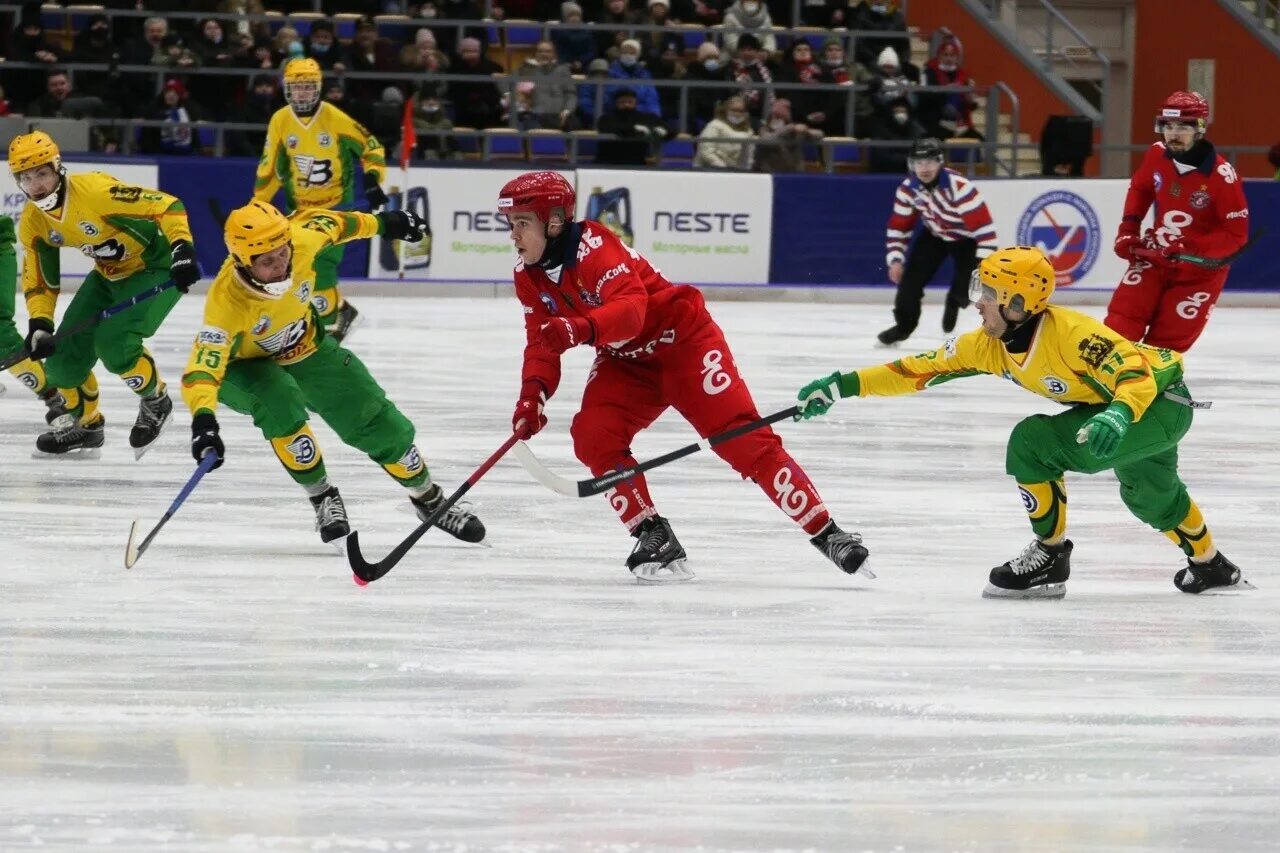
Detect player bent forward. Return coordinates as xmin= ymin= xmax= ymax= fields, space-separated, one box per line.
xmin=796 ymin=246 xmax=1248 ymax=598
xmin=500 ymin=171 xmax=870 ymax=583
xmin=181 ymin=201 xmax=484 ymax=547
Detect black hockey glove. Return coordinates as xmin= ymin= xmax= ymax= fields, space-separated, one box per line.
xmin=364 ymin=173 xmax=389 ymax=211
xmin=378 ymin=209 xmax=428 ymax=243
xmin=25 ymin=317 xmax=56 ymax=360
xmin=191 ymin=412 xmax=225 ymax=469
xmin=169 ymin=240 xmax=201 ymax=293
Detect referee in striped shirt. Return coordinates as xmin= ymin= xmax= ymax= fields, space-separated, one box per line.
xmin=878 ymin=138 xmax=999 ymax=345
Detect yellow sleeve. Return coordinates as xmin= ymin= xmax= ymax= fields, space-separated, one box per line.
xmin=89 ymin=173 xmax=194 ymax=246
xmin=181 ymin=303 xmax=239 ymax=417
xmin=337 ymin=111 xmax=386 ymax=185
xmin=1067 ymin=327 xmax=1161 ymax=421
xmin=18 ymin=211 xmax=60 ymax=323
xmin=253 ymin=112 xmax=286 ymax=203
xmin=848 ymin=330 xmax=995 ymax=397
xmin=293 ymin=208 xmax=382 ymax=249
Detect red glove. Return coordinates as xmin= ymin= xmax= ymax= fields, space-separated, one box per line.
xmin=537 ymin=316 xmax=594 ymax=354
xmin=1114 ymin=232 xmax=1141 ymax=261
xmin=512 ymin=382 xmax=548 ymax=440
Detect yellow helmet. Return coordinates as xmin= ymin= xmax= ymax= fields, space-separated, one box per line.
xmin=8 ymin=131 xmax=61 ymax=175
xmin=970 ymin=246 xmax=1056 ymax=315
xmin=283 ymin=58 xmax=323 ymax=112
xmin=225 ymin=200 xmax=291 ymax=267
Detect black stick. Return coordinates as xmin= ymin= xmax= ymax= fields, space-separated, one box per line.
xmin=348 ymin=434 xmax=519 ymax=584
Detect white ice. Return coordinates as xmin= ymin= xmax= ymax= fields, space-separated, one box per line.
xmin=2 ymin=292 xmax=1278 ymax=853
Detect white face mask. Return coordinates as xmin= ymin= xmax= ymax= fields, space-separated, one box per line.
xmin=726 ymin=110 xmax=747 ymax=124
xmin=742 ymin=1 xmax=760 ymax=12
xmin=619 ymin=54 xmax=637 ymax=67
xmin=938 ymin=61 xmax=956 ymax=72
xmin=893 ymin=111 xmax=909 ymax=125
xmin=770 ymin=118 xmax=785 ymax=130
xmin=703 ymin=58 xmax=719 ymax=71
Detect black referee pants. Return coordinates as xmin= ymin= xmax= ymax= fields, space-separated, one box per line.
xmin=892 ymin=231 xmax=979 ymax=333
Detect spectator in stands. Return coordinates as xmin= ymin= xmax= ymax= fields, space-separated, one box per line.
xmin=728 ymin=33 xmax=773 ymax=126
xmin=8 ymin=3 xmax=64 ymax=108
xmin=504 ymin=81 xmax=539 ymax=131
xmin=648 ymin=36 xmax=686 ymax=123
xmin=143 ymin=78 xmax=205 ymax=156
xmin=867 ymin=47 xmax=916 ymax=129
xmin=851 ymin=0 xmax=910 ymax=71
xmin=432 ymin=0 xmax=488 ymax=58
xmin=595 ymin=0 xmax=641 ymax=59
xmin=551 ymin=2 xmax=596 ymax=73
xmin=25 ymin=69 xmax=76 ymax=117
xmin=606 ymin=40 xmax=661 ymax=117
xmin=695 ymin=95 xmax=755 ymax=170
xmin=776 ymin=40 xmax=828 ymax=130
xmin=188 ymin=18 xmax=237 ymax=119
xmin=152 ymin=33 xmax=202 ymax=73
xmin=814 ymin=37 xmax=872 ymax=137
xmin=451 ymin=37 xmax=504 ymax=128
xmin=416 ymin=49 xmax=451 ymax=104
xmin=917 ymin=35 xmax=983 ymax=141
xmin=691 ymin=0 xmax=728 ymax=25
xmin=272 ymin=27 xmax=303 ymax=67
xmin=71 ymin=14 xmax=124 ymax=108
xmin=225 ymin=74 xmax=278 ymax=157
xmin=577 ymin=57 xmax=612 ymax=126
xmin=722 ymin=0 xmax=776 ymax=55
xmin=597 ymin=87 xmax=667 ymax=166
xmin=345 ymin=17 xmax=401 ymax=102
xmin=755 ymin=97 xmax=822 ymax=173
xmin=867 ymin=96 xmax=924 ymax=173
xmin=519 ymin=41 xmax=578 ymax=130
xmin=640 ymin=0 xmax=675 ymax=60
xmin=304 ymin=20 xmax=345 ymax=71
xmin=412 ymin=94 xmax=459 ymax=160
xmin=219 ymin=0 xmax=269 ymax=41
xmin=799 ymin=0 xmax=849 ymax=27
xmin=322 ymin=77 xmax=373 ymax=129
xmin=683 ymin=41 xmax=731 ymax=131
xmin=122 ymin=16 xmax=168 ymax=66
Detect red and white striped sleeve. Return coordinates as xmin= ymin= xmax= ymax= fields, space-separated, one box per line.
xmin=885 ymin=179 xmax=918 ymax=266
xmin=951 ymin=176 xmax=999 ymax=258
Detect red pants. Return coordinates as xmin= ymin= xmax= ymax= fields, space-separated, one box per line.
xmin=570 ymin=313 xmax=831 ymax=536
xmin=1104 ymin=259 xmax=1229 ymax=352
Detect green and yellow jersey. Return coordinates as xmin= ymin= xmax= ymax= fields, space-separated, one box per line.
xmin=17 ymin=172 xmax=192 ymax=323
xmin=181 ymin=209 xmax=382 ymax=416
xmin=253 ymin=103 xmax=386 ymax=212
xmin=850 ymin=305 xmax=1184 ymax=420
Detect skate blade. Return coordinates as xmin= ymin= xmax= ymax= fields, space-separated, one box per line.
xmin=124 ymin=519 xmax=142 ymax=569
xmin=631 ymin=559 xmax=696 ymax=585
xmin=982 ymin=581 xmax=1066 ymax=600
xmin=1194 ymin=578 xmax=1258 ymax=595
xmin=32 ymin=447 xmax=102 ymax=460
xmin=855 ymin=561 xmax=876 ymax=580
xmin=327 ymin=535 xmax=350 ymax=556
xmin=132 ymin=412 xmax=173 ymax=460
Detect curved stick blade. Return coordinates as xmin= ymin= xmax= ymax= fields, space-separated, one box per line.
xmin=124 ymin=520 xmax=142 ymax=569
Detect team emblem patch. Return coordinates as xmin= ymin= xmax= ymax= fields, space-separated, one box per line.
xmin=398 ymin=446 xmax=424 ymax=473
xmin=123 ymin=374 xmax=146 ymax=391
xmin=1016 ymin=190 xmax=1101 ymax=286
xmin=310 ymin=293 xmax=330 ymax=314
xmin=48 ymin=230 xmax=63 ymax=246
xmin=197 ymin=327 xmax=228 ymax=346
xmin=1042 ymin=375 xmax=1069 ymax=396
xmin=252 ymin=314 xmax=271 ymax=335
xmin=578 ymin=288 xmax=602 ymax=307
xmin=286 ymin=434 xmax=317 ymax=466
xmin=318 ymin=133 xmax=331 ymax=147
xmin=78 ymin=221 xmax=99 ymax=237
xmin=1076 ymin=334 xmax=1115 ymax=368
xmin=16 ymin=370 xmax=39 ymax=390
xmin=1019 ymin=486 xmax=1039 ymax=514
xmin=1190 ymin=190 xmax=1211 ymax=209
xmin=538 ymin=292 xmax=558 ymax=315
xmin=297 ymin=280 xmax=311 ymax=302
xmin=287 ymin=134 xmax=299 ymax=149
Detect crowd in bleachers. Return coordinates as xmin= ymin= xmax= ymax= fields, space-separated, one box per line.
xmin=0 ymin=0 xmax=987 ymax=171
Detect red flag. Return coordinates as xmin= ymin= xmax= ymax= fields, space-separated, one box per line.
xmin=401 ymin=97 xmax=416 ymax=171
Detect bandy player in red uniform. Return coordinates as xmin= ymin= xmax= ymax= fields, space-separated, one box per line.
xmin=1105 ymin=91 xmax=1249 ymax=352
xmin=498 ymin=171 xmax=871 ymax=583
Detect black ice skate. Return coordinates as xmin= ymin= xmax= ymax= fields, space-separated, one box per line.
xmin=40 ymin=388 xmax=69 ymax=425
xmin=810 ymin=521 xmax=875 ymax=577
xmin=1174 ymin=552 xmax=1253 ymax=594
xmin=130 ymin=391 xmax=173 ymax=459
xmin=310 ymin=486 xmax=351 ymax=549
xmin=411 ymin=483 xmax=486 ymax=543
xmin=329 ymin=300 xmax=360 ymax=343
xmin=877 ymin=324 xmax=911 ymax=346
xmin=36 ymin=414 xmax=105 ymax=458
xmin=942 ymin=299 xmax=967 ymax=334
xmin=627 ymin=515 xmax=694 ymax=583
xmin=984 ymin=539 xmax=1073 ymax=599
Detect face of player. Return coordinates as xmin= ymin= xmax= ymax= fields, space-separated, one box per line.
xmin=1161 ymin=120 xmax=1198 ymax=152
xmin=16 ymin=164 xmax=60 ymax=204
xmin=287 ymin=81 xmax=319 ymax=111
xmin=910 ymin=157 xmax=941 ymax=183
xmin=974 ymin=295 xmax=1030 ymax=338
xmin=250 ymin=243 xmax=293 ymax=284
xmin=508 ymin=212 xmax=548 ymax=265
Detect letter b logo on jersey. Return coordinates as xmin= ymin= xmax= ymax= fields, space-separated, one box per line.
xmin=1176 ymin=291 xmax=1212 ymax=319
xmin=293 ymin=155 xmax=333 ymax=187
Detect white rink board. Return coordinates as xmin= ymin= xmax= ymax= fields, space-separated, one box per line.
xmin=1 ymin=295 xmax=1278 ymax=851
xmin=1 ymin=161 xmax=160 ymax=279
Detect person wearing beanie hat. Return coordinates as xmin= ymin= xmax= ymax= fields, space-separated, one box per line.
xmin=684 ymin=41 xmax=730 ymax=127
xmin=551 ymin=1 xmax=595 ymax=73
xmin=451 ymin=35 xmax=504 ymax=128
xmin=304 ymin=19 xmax=343 ymax=70
xmin=595 ymin=0 xmax=640 ymax=58
xmin=606 ymin=38 xmax=661 ymax=117
xmin=722 ymin=0 xmax=776 ymax=54
xmin=852 ymin=0 xmax=911 ymax=70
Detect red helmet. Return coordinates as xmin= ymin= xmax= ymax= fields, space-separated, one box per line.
xmin=1155 ymin=90 xmax=1209 ymax=133
xmin=497 ymin=171 xmax=576 ymax=225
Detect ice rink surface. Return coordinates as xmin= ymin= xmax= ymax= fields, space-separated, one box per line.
xmin=2 ymin=293 xmax=1277 ymax=852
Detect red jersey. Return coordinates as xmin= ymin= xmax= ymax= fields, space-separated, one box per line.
xmin=514 ymin=220 xmax=704 ymax=397
xmin=1119 ymin=141 xmax=1249 ymax=261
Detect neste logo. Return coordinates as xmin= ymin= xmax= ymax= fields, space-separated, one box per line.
xmin=453 ymin=211 xmax=511 ymax=232
xmin=652 ymin=212 xmax=749 ymax=234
